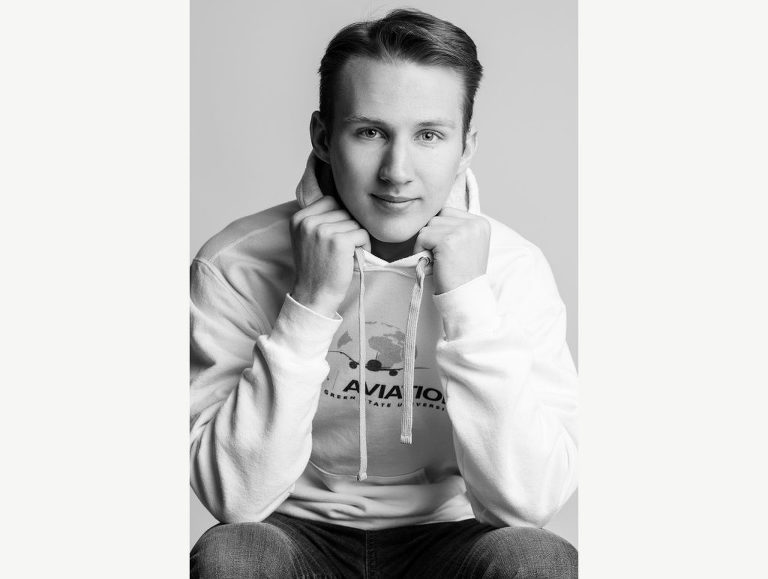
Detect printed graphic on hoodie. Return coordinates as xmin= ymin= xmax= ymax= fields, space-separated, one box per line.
xmin=322 ymin=320 xmax=446 ymax=411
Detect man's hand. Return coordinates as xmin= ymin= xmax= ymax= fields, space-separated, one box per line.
xmin=290 ymin=196 xmax=371 ymax=317
xmin=413 ymin=207 xmax=491 ymax=295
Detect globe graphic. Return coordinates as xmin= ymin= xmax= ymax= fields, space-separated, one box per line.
xmin=331 ymin=321 xmax=415 ymax=376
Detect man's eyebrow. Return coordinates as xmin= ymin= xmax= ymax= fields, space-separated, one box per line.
xmin=341 ymin=115 xmax=456 ymax=129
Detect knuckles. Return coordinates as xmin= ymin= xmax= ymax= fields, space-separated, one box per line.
xmin=299 ymin=215 xmax=318 ymax=236
xmin=314 ymin=222 xmax=332 ymax=238
xmin=290 ymin=197 xmax=342 ymax=232
xmin=328 ymin=233 xmax=345 ymax=250
xmin=459 ymin=215 xmax=490 ymax=241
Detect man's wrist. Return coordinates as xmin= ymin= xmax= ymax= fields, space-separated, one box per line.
xmin=290 ymin=289 xmax=339 ymax=319
xmin=434 ymin=271 xmax=485 ymax=296
xmin=270 ymin=294 xmax=342 ymax=359
xmin=433 ymin=275 xmax=499 ymax=340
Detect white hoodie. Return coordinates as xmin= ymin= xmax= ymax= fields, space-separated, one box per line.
xmin=190 ymin=154 xmax=578 ymax=530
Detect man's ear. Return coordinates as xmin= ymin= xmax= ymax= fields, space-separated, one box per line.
xmin=457 ymin=126 xmax=479 ymax=174
xmin=310 ymin=111 xmax=332 ymax=164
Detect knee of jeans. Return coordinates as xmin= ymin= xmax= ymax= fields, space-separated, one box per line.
xmin=468 ymin=526 xmax=578 ymax=579
xmin=190 ymin=522 xmax=296 ymax=579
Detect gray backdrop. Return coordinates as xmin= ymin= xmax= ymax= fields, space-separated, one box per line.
xmin=191 ymin=0 xmax=577 ymax=548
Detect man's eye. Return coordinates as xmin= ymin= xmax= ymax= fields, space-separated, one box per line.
xmin=419 ymin=131 xmax=440 ymax=142
xmin=358 ymin=128 xmax=381 ymax=139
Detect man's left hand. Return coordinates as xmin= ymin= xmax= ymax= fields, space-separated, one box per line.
xmin=413 ymin=207 xmax=491 ymax=295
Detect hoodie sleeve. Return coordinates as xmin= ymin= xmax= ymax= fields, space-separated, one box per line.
xmin=189 ymin=258 xmax=341 ymax=523
xmin=432 ymin=247 xmax=578 ymax=528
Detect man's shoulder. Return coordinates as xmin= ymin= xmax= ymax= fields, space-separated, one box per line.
xmin=194 ymin=201 xmax=298 ymax=268
xmin=190 ymin=201 xmax=299 ymax=329
xmin=483 ymin=213 xmax=543 ymax=261
xmin=481 ymin=212 xmax=560 ymax=299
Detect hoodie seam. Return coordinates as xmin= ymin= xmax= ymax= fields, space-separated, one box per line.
xmin=192 ymin=258 xmax=271 ymax=334
xmin=204 ymin=218 xmax=290 ymax=264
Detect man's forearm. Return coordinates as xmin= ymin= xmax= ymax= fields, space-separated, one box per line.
xmin=190 ymin=293 xmax=341 ymax=522
xmin=434 ymin=269 xmax=579 ymax=527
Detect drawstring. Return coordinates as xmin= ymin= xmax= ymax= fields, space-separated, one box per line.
xmin=401 ymin=256 xmax=430 ymax=445
xmin=354 ymin=247 xmax=367 ymax=481
xmin=353 ymin=249 xmax=431 ymax=480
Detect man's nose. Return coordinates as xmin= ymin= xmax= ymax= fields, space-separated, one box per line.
xmin=378 ymin=140 xmax=414 ymax=186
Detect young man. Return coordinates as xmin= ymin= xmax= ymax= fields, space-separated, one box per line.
xmin=190 ymin=9 xmax=578 ymax=578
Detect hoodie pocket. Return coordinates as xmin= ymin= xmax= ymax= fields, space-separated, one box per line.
xmin=307 ymin=460 xmax=429 ymax=493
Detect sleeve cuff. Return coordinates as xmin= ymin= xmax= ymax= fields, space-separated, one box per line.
xmin=432 ymin=274 xmax=500 ymax=341
xmin=268 ymin=293 xmax=343 ymax=359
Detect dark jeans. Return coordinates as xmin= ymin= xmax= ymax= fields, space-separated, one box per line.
xmin=190 ymin=512 xmax=578 ymax=578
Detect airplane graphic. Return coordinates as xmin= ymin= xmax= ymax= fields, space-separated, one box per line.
xmin=328 ymin=350 xmax=429 ymax=376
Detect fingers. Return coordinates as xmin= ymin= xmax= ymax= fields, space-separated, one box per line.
xmin=346 ymin=228 xmax=371 ymax=253
xmin=305 ymin=195 xmax=341 ymax=214
xmin=314 ymin=209 xmax=354 ymax=223
xmin=299 ymin=210 xmax=355 ymax=234
xmin=296 ymin=210 xmax=370 ymax=251
xmin=413 ymin=227 xmax=438 ymax=255
xmin=414 ymin=215 xmax=451 ymax=254
xmin=291 ymin=196 xmax=345 ymax=229
xmin=315 ymin=220 xmax=363 ymax=237
xmin=318 ymin=226 xmax=370 ymax=255
xmin=414 ymin=211 xmax=488 ymax=255
xmin=290 ymin=195 xmax=371 ymax=259
xmin=436 ymin=206 xmax=469 ymax=218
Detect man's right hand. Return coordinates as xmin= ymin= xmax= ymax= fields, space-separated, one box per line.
xmin=290 ymin=196 xmax=370 ymax=317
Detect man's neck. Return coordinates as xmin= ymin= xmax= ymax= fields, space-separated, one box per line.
xmin=370 ymin=235 xmax=418 ymax=262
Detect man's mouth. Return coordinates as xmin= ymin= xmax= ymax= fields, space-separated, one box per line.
xmin=372 ymin=194 xmax=418 ymax=211
xmin=373 ymin=194 xmax=416 ymax=204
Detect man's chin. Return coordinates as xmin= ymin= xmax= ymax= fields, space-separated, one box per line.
xmin=368 ymin=228 xmax=419 ymax=245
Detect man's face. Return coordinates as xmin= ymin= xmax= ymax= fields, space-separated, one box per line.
xmin=318 ymin=57 xmax=475 ymax=245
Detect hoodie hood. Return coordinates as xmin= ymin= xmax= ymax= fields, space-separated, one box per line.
xmin=294 ymin=152 xmax=482 ymax=481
